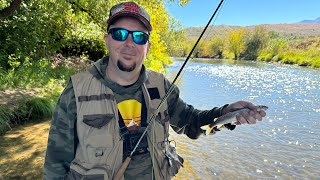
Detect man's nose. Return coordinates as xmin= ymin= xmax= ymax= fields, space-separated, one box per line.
xmin=124 ymin=34 xmax=135 ymax=46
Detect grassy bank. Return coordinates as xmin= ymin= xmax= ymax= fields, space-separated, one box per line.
xmin=258 ymin=38 xmax=320 ymax=68
xmin=261 ymin=51 xmax=320 ymax=68
xmin=0 ymin=90 xmax=60 ymax=136
xmin=0 ymin=55 xmax=91 ymax=135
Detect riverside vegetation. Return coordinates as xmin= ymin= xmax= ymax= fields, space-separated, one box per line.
xmin=0 ymin=0 xmax=319 ymax=179
xmin=171 ymin=25 xmax=320 ymax=68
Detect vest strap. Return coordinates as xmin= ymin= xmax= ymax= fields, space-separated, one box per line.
xmin=78 ymin=93 xmax=114 ymax=102
xmin=118 ymin=111 xmax=129 ymax=139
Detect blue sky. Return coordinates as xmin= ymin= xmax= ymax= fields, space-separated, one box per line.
xmin=166 ymin=0 xmax=320 ymax=27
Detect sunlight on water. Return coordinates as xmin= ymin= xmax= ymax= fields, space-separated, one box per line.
xmin=167 ymin=59 xmax=320 ymax=179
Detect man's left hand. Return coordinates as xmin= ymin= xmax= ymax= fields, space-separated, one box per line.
xmin=223 ymin=101 xmax=267 ymax=125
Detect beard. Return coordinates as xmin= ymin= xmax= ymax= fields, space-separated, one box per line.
xmin=117 ymin=60 xmax=136 ymax=72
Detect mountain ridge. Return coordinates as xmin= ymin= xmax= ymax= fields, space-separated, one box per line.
xmin=296 ymin=17 xmax=320 ymax=24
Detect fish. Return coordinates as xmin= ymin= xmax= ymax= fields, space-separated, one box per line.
xmin=201 ymin=105 xmax=268 ymax=135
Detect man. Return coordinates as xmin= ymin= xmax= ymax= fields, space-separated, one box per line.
xmin=44 ymin=1 xmax=267 ymax=180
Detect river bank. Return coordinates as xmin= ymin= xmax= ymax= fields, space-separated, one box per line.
xmin=173 ymin=56 xmax=320 ymax=69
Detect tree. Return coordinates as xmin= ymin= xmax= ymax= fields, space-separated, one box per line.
xmin=0 ymin=0 xmax=191 ymax=72
xmin=227 ymin=28 xmax=245 ymax=60
xmin=209 ymin=36 xmax=224 ymax=58
xmin=198 ymin=40 xmax=211 ymax=58
xmin=161 ymin=16 xmax=187 ymax=57
xmin=0 ymin=0 xmax=22 ymax=20
xmin=0 ymin=0 xmax=72 ymax=69
xmin=242 ymin=26 xmax=268 ymax=60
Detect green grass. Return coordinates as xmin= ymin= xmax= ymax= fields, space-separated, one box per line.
xmin=0 ymin=95 xmax=57 ymax=136
xmin=0 ymin=105 xmax=14 ymax=135
xmin=258 ymin=37 xmax=320 ymax=68
xmin=15 ymin=97 xmax=54 ymax=123
xmin=0 ymin=58 xmax=77 ymax=89
xmin=0 ymin=56 xmax=92 ymax=135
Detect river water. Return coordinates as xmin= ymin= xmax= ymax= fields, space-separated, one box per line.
xmin=166 ymin=58 xmax=320 ymax=179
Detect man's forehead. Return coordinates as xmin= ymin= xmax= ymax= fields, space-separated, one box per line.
xmin=109 ymin=17 xmax=149 ymax=31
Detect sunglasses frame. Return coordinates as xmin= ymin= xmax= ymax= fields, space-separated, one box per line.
xmin=108 ymin=28 xmax=150 ymax=45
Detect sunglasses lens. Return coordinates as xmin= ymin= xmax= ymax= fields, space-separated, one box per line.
xmin=132 ymin=32 xmax=148 ymax=45
xmin=109 ymin=28 xmax=149 ymax=45
xmin=111 ymin=29 xmax=128 ymax=41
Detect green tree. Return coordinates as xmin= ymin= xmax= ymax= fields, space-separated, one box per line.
xmin=0 ymin=0 xmax=190 ymax=73
xmin=242 ymin=26 xmax=268 ymax=60
xmin=161 ymin=16 xmax=187 ymax=57
xmin=0 ymin=0 xmax=71 ymax=69
xmin=258 ymin=37 xmax=288 ymax=61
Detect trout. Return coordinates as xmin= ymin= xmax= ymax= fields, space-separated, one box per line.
xmin=201 ymin=105 xmax=268 ymax=135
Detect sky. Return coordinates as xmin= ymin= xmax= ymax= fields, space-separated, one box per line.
xmin=165 ymin=0 xmax=320 ymax=27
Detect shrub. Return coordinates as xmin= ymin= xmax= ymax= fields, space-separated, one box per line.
xmin=0 ymin=105 xmax=14 ymax=135
xmin=59 ymin=36 xmax=106 ymax=61
xmin=0 ymin=95 xmax=57 ymax=135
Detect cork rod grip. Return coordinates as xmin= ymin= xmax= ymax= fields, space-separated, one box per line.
xmin=113 ymin=157 xmax=131 ymax=180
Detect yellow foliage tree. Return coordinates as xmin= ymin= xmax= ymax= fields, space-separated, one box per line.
xmin=209 ymin=36 xmax=225 ymax=58
xmin=227 ymin=28 xmax=245 ymax=60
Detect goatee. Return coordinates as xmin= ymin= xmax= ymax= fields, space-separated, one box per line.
xmin=117 ymin=61 xmax=136 ymax=72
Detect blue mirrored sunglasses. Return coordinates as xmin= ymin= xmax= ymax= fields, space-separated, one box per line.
xmin=108 ymin=28 xmax=149 ymax=45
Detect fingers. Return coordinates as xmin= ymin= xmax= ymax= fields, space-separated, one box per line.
xmin=235 ymin=110 xmax=267 ymax=125
xmin=259 ymin=110 xmax=267 ymax=118
xmin=238 ymin=101 xmax=257 ymax=110
xmin=228 ymin=101 xmax=258 ymax=113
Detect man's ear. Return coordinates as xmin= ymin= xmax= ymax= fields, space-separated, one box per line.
xmin=104 ymin=34 xmax=109 ymax=47
xmin=146 ymin=41 xmax=152 ymax=55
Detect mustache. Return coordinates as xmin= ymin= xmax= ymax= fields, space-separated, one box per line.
xmin=120 ymin=48 xmax=136 ymax=56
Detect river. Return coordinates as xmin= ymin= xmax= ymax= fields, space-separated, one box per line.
xmin=166 ymin=58 xmax=320 ymax=179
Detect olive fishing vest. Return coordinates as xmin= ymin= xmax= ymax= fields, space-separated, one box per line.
xmin=68 ymin=68 xmax=173 ymax=180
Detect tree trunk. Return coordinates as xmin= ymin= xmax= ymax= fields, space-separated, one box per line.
xmin=0 ymin=0 xmax=22 ymax=20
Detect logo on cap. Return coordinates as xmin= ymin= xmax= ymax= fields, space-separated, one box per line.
xmin=123 ymin=2 xmax=140 ymax=13
xmin=107 ymin=2 xmax=152 ymax=31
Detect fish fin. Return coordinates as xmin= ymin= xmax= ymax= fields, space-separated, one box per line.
xmin=200 ymin=125 xmax=213 ymax=135
xmin=200 ymin=125 xmax=210 ymax=134
xmin=200 ymin=118 xmax=218 ymax=135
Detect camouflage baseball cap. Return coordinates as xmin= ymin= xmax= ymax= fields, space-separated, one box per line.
xmin=107 ymin=2 xmax=152 ymax=31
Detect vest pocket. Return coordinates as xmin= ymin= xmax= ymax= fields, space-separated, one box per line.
xmin=65 ymin=168 xmax=104 ymax=180
xmin=68 ymin=161 xmax=111 ymax=180
xmin=83 ymin=114 xmax=113 ymax=129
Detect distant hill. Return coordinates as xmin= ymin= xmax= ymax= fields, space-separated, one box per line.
xmin=184 ymin=24 xmax=320 ymax=40
xmin=297 ymin=17 xmax=320 ymax=24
